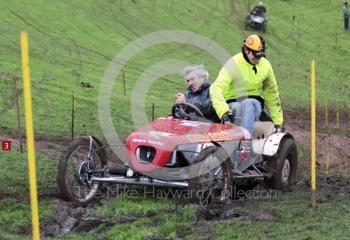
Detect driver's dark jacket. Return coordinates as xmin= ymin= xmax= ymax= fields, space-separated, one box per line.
xmin=185 ymin=82 xmax=219 ymax=122
xmin=252 ymin=6 xmax=266 ymax=16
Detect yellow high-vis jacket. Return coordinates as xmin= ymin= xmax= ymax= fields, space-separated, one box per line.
xmin=210 ymin=52 xmax=283 ymax=125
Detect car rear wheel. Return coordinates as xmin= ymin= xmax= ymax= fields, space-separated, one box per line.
xmin=188 ymin=146 xmax=232 ymax=207
xmin=264 ymin=138 xmax=298 ymax=190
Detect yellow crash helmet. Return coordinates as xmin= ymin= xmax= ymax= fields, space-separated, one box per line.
xmin=244 ymin=34 xmax=264 ymax=51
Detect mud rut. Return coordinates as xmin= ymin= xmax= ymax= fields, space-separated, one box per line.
xmin=1 ymin=111 xmax=349 ymax=237
xmin=284 ymin=110 xmax=350 ymax=173
xmin=39 ymin=174 xmax=350 ymax=237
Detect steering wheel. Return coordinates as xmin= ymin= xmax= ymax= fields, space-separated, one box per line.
xmin=172 ymin=102 xmax=204 ymax=120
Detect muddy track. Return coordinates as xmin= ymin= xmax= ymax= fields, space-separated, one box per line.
xmin=194 ymin=174 xmax=350 ymax=220
xmin=38 ymin=173 xmax=350 ymax=237
xmin=0 ymin=192 xmax=58 ymax=203
xmin=41 ymin=200 xmax=181 ymax=237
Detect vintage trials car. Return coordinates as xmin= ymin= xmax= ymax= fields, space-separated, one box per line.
xmin=57 ymin=103 xmax=298 ymax=207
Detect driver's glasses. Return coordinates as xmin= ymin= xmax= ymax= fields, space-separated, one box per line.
xmin=250 ymin=50 xmax=264 ymax=59
xmin=186 ymin=77 xmax=197 ymax=84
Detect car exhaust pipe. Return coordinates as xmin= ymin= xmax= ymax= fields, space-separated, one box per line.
xmin=91 ymin=176 xmax=188 ymax=188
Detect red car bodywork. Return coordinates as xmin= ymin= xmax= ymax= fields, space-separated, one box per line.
xmin=125 ymin=117 xmax=250 ymax=173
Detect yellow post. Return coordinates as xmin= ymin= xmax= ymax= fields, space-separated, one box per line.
xmin=310 ymin=60 xmax=316 ymax=208
xmin=21 ymin=31 xmax=41 ymax=240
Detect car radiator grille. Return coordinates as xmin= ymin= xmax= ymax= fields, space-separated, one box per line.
xmin=136 ymin=146 xmax=156 ymax=163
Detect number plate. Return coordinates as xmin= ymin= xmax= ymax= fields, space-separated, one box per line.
xmin=2 ymin=140 xmax=12 ymax=151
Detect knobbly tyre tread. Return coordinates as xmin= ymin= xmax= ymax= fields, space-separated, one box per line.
xmin=188 ymin=146 xmax=232 ymax=206
xmin=264 ymin=137 xmax=298 ymax=190
xmin=57 ymin=136 xmax=107 ymax=206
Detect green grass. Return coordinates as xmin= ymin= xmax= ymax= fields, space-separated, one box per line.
xmin=44 ymin=186 xmax=350 ymax=239
xmin=0 ymin=150 xmax=58 ymax=195
xmin=109 ymin=187 xmax=348 ymax=240
xmin=1 ymin=0 xmax=350 ymax=239
xmin=0 ymin=150 xmax=57 ymax=239
xmin=0 ymin=0 xmax=350 ymax=139
xmin=211 ymin=192 xmax=350 ymax=240
xmin=0 ymin=199 xmax=54 ymax=237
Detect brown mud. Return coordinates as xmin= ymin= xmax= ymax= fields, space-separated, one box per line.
xmin=41 ymin=200 xmax=139 ymax=237
xmin=41 ymin=200 xmax=179 ymax=237
xmin=38 ymin=174 xmax=350 ymax=237
xmin=194 ymin=174 xmax=350 ymax=221
xmin=284 ymin=110 xmax=350 ymax=173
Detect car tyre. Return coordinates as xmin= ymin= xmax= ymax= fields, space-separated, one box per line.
xmin=57 ymin=137 xmax=107 ymax=206
xmin=188 ymin=146 xmax=233 ymax=207
xmin=264 ymin=138 xmax=298 ymax=190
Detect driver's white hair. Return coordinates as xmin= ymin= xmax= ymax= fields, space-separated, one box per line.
xmin=183 ymin=64 xmax=209 ymax=84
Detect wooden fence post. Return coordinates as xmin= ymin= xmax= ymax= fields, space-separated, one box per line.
xmin=122 ymin=69 xmax=126 ymax=96
xmin=71 ymin=91 xmax=75 ymax=140
xmin=336 ymin=101 xmax=339 ymax=129
xmin=324 ymin=99 xmax=328 ymax=129
xmin=13 ymin=74 xmax=23 ymax=153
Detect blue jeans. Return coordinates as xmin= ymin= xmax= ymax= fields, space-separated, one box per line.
xmin=228 ymin=98 xmax=262 ymax=134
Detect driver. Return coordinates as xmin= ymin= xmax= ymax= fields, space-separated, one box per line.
xmin=252 ymin=2 xmax=267 ymax=16
xmin=210 ymin=35 xmax=283 ymax=134
xmin=175 ymin=64 xmax=219 ymax=122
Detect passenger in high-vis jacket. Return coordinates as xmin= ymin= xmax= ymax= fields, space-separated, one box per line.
xmin=210 ymin=34 xmax=283 ymax=134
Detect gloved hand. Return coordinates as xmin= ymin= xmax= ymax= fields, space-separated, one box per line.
xmin=222 ymin=110 xmax=236 ymax=124
xmin=273 ymin=125 xmax=284 ymax=133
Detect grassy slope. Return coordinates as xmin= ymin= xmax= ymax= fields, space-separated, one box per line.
xmin=0 ymin=0 xmax=350 ymax=239
xmin=0 ymin=0 xmax=349 ymax=139
xmin=0 ymin=150 xmax=57 ymax=239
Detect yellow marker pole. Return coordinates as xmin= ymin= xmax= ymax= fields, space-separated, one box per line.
xmin=311 ymin=60 xmax=316 ymax=208
xmin=21 ymin=31 xmax=41 ymax=240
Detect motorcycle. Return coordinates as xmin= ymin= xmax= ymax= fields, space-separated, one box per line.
xmin=245 ymin=10 xmax=267 ymax=32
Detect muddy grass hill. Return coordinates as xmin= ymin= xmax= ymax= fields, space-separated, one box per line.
xmin=0 ymin=0 xmax=349 ymax=239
